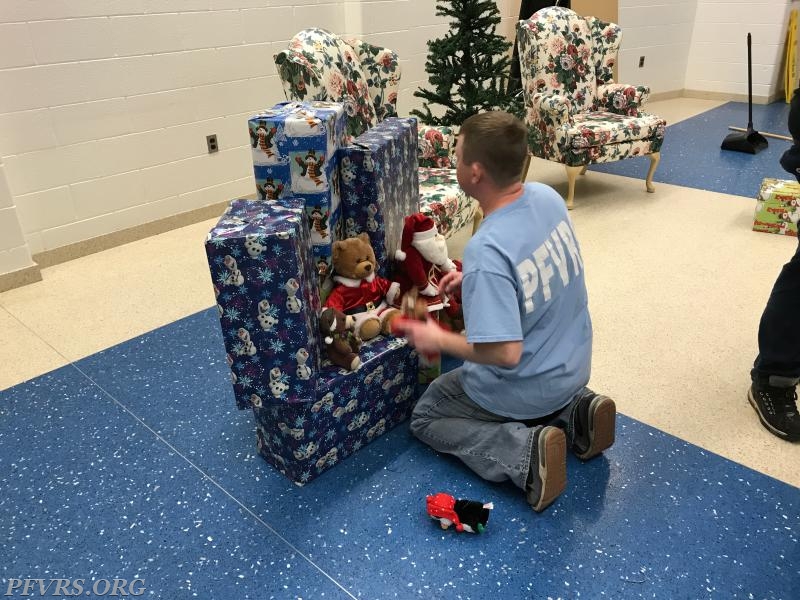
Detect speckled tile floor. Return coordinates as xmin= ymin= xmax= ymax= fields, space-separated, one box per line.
xmin=1 ymin=98 xmax=799 ymax=599
xmin=591 ymin=101 xmax=793 ymax=199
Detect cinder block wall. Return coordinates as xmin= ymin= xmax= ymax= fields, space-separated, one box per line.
xmin=618 ymin=0 xmax=799 ymax=100
xmin=617 ymin=0 xmax=698 ymax=95
xmin=684 ymin=0 xmax=797 ymax=101
xmin=0 ymin=0 xmax=474 ymax=277
xmin=0 ymin=0 xmax=794 ymax=280
xmin=0 ymin=158 xmax=33 ymax=277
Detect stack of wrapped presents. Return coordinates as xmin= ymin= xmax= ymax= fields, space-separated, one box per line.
xmin=206 ymin=101 xmax=443 ymax=485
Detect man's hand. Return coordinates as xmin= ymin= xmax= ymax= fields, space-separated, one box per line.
xmin=438 ymin=270 xmax=463 ymax=296
xmin=392 ymin=318 xmax=445 ymax=357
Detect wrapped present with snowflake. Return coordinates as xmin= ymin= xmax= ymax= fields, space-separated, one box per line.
xmin=206 ymin=197 xmax=420 ymax=486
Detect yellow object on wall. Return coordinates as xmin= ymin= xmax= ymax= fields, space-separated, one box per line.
xmin=571 ymin=0 xmax=617 ymax=24
xmin=786 ymin=9 xmax=797 ymax=103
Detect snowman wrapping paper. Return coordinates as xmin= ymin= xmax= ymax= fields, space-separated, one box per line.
xmin=339 ymin=117 xmax=419 ymax=279
xmin=206 ymin=197 xmax=419 ymax=485
xmin=249 ymin=101 xmax=348 ymax=283
xmin=206 ymin=197 xmax=321 ymax=410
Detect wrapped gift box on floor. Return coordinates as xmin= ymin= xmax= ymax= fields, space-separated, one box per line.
xmin=254 ymin=337 xmax=418 ymax=485
xmin=205 ymin=197 xmax=320 ymax=410
xmin=205 ymin=198 xmax=419 ymax=485
xmin=339 ymin=117 xmax=419 ymax=278
xmin=753 ymin=178 xmax=800 ymax=237
xmin=248 ymin=101 xmax=348 ymax=282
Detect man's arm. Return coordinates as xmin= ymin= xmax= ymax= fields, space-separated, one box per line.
xmin=395 ymin=319 xmax=522 ymax=368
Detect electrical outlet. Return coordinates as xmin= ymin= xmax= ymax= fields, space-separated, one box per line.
xmin=206 ymin=134 xmax=218 ymax=154
xmin=638 ymin=56 xmax=645 ymax=68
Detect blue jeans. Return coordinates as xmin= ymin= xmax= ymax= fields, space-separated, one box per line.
xmin=409 ymin=368 xmax=591 ymax=491
xmin=752 ymin=235 xmax=800 ymax=386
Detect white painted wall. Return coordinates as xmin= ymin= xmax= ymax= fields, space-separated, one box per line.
xmin=617 ymin=0 xmax=699 ymax=95
xmin=0 ymin=158 xmax=35 ymax=276
xmin=0 ymin=0 xmax=313 ymax=257
xmin=1 ymin=1 xmax=796 ymax=280
xmin=0 ymin=0 xmax=459 ymax=272
xmin=685 ymin=0 xmax=796 ymax=99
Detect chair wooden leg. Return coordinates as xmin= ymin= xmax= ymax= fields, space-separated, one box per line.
xmin=646 ymin=152 xmax=660 ymax=193
xmin=580 ymin=165 xmax=588 ymax=175
xmin=565 ymin=165 xmax=582 ymax=210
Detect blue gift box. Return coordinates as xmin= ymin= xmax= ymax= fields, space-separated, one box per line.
xmin=205 ymin=197 xmax=321 ymax=410
xmin=254 ymin=335 xmax=418 ymax=485
xmin=206 ymin=198 xmax=419 ymax=484
xmin=339 ymin=117 xmax=419 ymax=278
xmin=249 ymin=101 xmax=348 ymax=280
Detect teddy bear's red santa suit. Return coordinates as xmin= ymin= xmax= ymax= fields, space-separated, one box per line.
xmin=394 ymin=213 xmax=461 ymax=318
xmin=325 ymin=272 xmax=396 ymax=316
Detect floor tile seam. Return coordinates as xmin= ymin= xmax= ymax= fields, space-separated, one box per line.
xmin=61 ymin=360 xmax=360 ymax=600
xmin=0 ymin=301 xmax=83 ymax=360
xmin=1 ymin=304 xmax=74 ymax=391
xmin=0 ymin=306 xmax=357 ymax=596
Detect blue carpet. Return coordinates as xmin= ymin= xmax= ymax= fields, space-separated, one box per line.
xmin=591 ymin=101 xmax=794 ymax=198
xmin=0 ymin=362 xmax=350 ymax=599
xmin=1 ymin=308 xmax=797 ymax=598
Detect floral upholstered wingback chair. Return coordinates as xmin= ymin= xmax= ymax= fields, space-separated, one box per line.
xmin=274 ymin=28 xmax=476 ymax=238
xmin=517 ymin=7 xmax=666 ymax=209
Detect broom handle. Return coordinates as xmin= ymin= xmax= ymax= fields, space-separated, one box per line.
xmin=748 ymin=32 xmax=754 ymax=129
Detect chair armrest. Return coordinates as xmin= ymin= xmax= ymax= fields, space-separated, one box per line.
xmin=525 ymin=93 xmax=572 ymax=162
xmin=595 ymin=84 xmax=650 ymax=116
xmin=529 ymin=92 xmax=572 ymax=126
xmin=418 ymin=125 xmax=458 ymax=168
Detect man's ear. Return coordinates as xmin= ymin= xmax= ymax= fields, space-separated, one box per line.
xmin=470 ymin=160 xmax=483 ymax=184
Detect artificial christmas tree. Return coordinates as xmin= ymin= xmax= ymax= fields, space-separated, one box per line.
xmin=412 ymin=0 xmax=519 ymax=126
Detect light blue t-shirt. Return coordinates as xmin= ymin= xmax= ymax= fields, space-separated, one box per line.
xmin=460 ymin=182 xmax=592 ymax=419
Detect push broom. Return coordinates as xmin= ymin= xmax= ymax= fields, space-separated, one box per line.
xmin=721 ymin=33 xmax=769 ymax=154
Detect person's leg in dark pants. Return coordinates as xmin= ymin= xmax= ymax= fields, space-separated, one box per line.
xmin=749 ymin=237 xmax=800 ymax=441
xmin=409 ymin=368 xmax=568 ymax=512
xmin=409 ymin=369 xmax=617 ymax=511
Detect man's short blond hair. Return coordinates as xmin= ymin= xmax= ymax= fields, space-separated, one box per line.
xmin=459 ymin=111 xmax=528 ymax=187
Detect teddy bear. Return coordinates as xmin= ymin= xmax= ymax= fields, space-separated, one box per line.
xmin=319 ymin=307 xmax=362 ymax=371
xmin=324 ymin=233 xmax=400 ymax=341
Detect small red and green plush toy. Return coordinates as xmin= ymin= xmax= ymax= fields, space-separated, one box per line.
xmin=426 ymin=492 xmax=493 ymax=534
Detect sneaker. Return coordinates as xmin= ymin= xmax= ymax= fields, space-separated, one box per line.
xmin=526 ymin=426 xmax=567 ymax=513
xmin=572 ymin=392 xmax=616 ymax=460
xmin=747 ymin=383 xmax=800 ymax=442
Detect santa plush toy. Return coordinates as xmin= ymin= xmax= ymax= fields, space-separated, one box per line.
xmin=394 ymin=213 xmax=463 ymax=326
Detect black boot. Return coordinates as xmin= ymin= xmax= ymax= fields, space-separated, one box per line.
xmin=748 ymin=379 xmax=800 ymax=442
